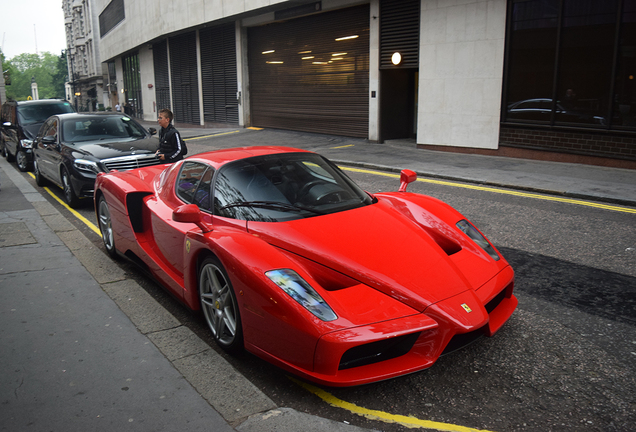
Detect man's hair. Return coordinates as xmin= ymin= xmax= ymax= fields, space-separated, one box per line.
xmin=159 ymin=108 xmax=173 ymax=122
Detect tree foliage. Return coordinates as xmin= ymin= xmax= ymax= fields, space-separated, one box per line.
xmin=2 ymin=50 xmax=68 ymax=101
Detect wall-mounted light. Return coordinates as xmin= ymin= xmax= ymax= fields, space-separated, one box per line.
xmin=266 ymin=61 xmax=284 ymax=64
xmin=335 ymin=35 xmax=359 ymax=41
xmin=262 ymin=50 xmax=275 ymax=54
xmin=391 ymin=52 xmax=402 ymax=66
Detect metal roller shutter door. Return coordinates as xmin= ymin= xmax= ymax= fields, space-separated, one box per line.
xmin=153 ymin=40 xmax=171 ymax=111
xmin=200 ymin=24 xmax=239 ymax=124
xmin=248 ymin=5 xmax=370 ymax=138
xmin=169 ymin=33 xmax=200 ymax=125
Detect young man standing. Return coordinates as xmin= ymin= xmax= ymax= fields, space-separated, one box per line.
xmin=155 ymin=109 xmax=185 ymax=163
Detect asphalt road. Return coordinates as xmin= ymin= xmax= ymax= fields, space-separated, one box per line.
xmin=20 ymin=142 xmax=636 ymax=432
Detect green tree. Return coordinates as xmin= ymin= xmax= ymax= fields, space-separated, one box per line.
xmin=5 ymin=51 xmax=67 ymax=101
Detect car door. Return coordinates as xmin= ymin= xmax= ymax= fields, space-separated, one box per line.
xmin=34 ymin=117 xmax=61 ymax=183
xmin=147 ymin=161 xmax=214 ymax=285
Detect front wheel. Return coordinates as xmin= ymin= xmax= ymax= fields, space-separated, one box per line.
xmin=61 ymin=167 xmax=80 ymax=208
xmin=16 ymin=150 xmax=30 ymax=172
xmin=97 ymin=195 xmax=118 ymax=258
xmin=198 ymin=256 xmax=243 ymax=353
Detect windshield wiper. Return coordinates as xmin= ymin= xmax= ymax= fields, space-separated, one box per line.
xmin=219 ymin=200 xmax=325 ymax=215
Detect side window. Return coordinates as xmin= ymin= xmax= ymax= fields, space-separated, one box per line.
xmin=46 ymin=119 xmax=58 ymax=138
xmin=176 ymin=161 xmax=213 ymax=210
xmin=39 ymin=118 xmax=58 ymax=140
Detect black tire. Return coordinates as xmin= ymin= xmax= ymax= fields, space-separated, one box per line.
xmin=5 ymin=146 xmax=15 ymax=162
xmin=198 ymin=256 xmax=243 ymax=353
xmin=97 ymin=195 xmax=118 ymax=258
xmin=16 ymin=150 xmax=30 ymax=172
xmin=33 ymin=161 xmax=48 ymax=186
xmin=61 ymin=167 xmax=80 ymax=208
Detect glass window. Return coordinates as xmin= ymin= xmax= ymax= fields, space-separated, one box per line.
xmin=176 ymin=162 xmax=210 ymax=205
xmin=213 ymin=153 xmax=372 ymax=222
xmin=505 ymin=0 xmax=559 ymax=124
xmin=614 ymin=0 xmax=636 ymax=128
xmin=555 ymin=0 xmax=618 ymax=127
xmin=504 ymin=0 xmax=635 ymax=132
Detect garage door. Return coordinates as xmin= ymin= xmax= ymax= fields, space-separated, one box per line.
xmin=248 ymin=5 xmax=370 ymax=137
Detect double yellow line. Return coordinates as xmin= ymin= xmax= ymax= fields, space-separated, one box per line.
xmin=341 ymin=166 xmax=636 ymax=214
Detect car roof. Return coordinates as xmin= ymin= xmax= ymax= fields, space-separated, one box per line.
xmin=54 ymin=112 xmax=137 ymax=121
xmin=185 ymin=146 xmax=312 ymax=169
xmin=16 ymin=99 xmax=71 ymax=106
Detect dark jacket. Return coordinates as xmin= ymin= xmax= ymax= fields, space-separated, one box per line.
xmin=158 ymin=123 xmax=185 ymax=162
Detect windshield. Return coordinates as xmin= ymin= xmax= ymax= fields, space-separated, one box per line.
xmin=61 ymin=116 xmax=147 ymax=142
xmin=213 ymin=152 xmax=373 ymax=222
xmin=17 ymin=102 xmax=74 ymax=125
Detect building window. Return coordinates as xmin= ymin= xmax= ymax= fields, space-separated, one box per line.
xmin=503 ymin=0 xmax=636 ymax=131
xmin=99 ymin=0 xmax=125 ymax=38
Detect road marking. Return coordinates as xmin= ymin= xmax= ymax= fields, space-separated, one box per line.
xmin=184 ymin=130 xmax=240 ymax=141
xmin=340 ymin=166 xmax=636 ymax=214
xmin=330 ymin=144 xmax=355 ymax=149
xmin=291 ymin=377 xmax=496 ymax=432
xmin=27 ymin=173 xmax=102 ymax=236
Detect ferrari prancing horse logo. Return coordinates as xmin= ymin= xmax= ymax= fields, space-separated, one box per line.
xmin=461 ymin=303 xmax=472 ymax=313
xmin=185 ymin=239 xmax=191 ymax=253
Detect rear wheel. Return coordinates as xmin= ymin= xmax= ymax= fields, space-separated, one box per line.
xmin=61 ymin=167 xmax=80 ymax=208
xmin=5 ymin=146 xmax=14 ymax=162
xmin=97 ymin=195 xmax=117 ymax=258
xmin=16 ymin=150 xmax=30 ymax=172
xmin=198 ymin=256 xmax=243 ymax=353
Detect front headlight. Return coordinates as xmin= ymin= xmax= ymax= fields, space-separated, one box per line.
xmin=74 ymin=159 xmax=100 ymax=174
xmin=456 ymin=219 xmax=500 ymax=261
xmin=20 ymin=139 xmax=33 ymax=149
xmin=265 ymin=269 xmax=338 ymax=321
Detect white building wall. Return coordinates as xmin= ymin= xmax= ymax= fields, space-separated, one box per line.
xmin=138 ymin=45 xmax=156 ymax=121
xmin=95 ymin=0 xmax=292 ymax=62
xmin=417 ymin=0 xmax=507 ymax=149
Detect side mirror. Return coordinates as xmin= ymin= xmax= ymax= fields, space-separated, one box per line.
xmin=148 ymin=127 xmax=157 ymax=136
xmin=172 ymin=204 xmax=210 ymax=232
xmin=42 ymin=135 xmax=56 ymax=145
xmin=398 ymin=169 xmax=417 ymax=192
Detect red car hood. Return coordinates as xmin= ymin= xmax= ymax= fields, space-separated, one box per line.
xmin=247 ymin=200 xmax=478 ymax=312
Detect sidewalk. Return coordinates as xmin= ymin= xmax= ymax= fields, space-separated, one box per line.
xmin=0 ymin=156 xmax=376 ymax=432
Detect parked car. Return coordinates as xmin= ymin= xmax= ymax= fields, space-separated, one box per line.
xmin=1 ymin=99 xmax=75 ymax=171
xmin=94 ymin=147 xmax=518 ymax=387
xmin=33 ymin=112 xmax=162 ymax=207
xmin=506 ymin=98 xmax=606 ymax=125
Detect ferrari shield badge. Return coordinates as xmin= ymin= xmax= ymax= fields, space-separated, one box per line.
xmin=461 ymin=303 xmax=472 ymax=313
xmin=185 ymin=239 xmax=191 ymax=254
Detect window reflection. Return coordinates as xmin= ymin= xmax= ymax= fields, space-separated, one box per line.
xmin=504 ymin=0 xmax=635 ymax=131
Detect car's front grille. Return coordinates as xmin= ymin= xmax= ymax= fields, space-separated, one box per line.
xmin=102 ymin=154 xmax=161 ymax=172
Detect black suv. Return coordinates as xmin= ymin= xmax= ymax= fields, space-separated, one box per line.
xmin=1 ymin=99 xmax=75 ymax=171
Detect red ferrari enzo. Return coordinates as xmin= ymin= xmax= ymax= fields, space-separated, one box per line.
xmin=94 ymin=146 xmax=517 ymax=387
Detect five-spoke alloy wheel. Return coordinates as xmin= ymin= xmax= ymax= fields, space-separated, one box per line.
xmin=198 ymin=256 xmax=243 ymax=353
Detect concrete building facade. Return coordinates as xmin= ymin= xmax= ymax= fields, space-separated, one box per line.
xmin=90 ymin=0 xmax=636 ymax=166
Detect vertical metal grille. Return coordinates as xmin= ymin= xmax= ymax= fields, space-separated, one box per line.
xmin=200 ymin=24 xmax=239 ymax=124
xmin=380 ymin=0 xmax=420 ymax=69
xmin=153 ymin=40 xmax=171 ymax=112
xmin=169 ymin=32 xmax=200 ymax=125
xmin=122 ymin=52 xmax=143 ymax=118
xmin=248 ymin=5 xmax=370 ymax=138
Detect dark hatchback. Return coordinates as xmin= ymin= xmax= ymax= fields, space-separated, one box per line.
xmin=1 ymin=99 xmax=75 ymax=171
xmin=33 ymin=113 xmax=162 ymax=207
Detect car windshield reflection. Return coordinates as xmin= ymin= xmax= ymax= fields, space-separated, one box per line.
xmin=61 ymin=116 xmax=147 ymax=142
xmin=213 ymin=152 xmax=372 ymax=221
